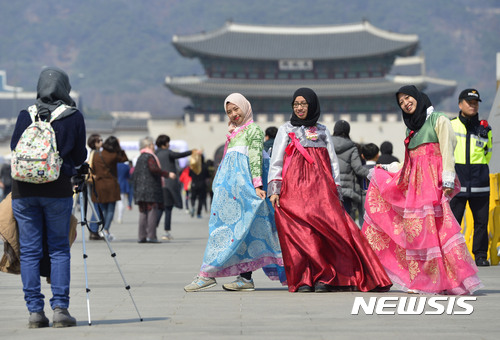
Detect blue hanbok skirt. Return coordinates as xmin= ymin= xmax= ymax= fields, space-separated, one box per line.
xmin=199 ymin=148 xmax=285 ymax=283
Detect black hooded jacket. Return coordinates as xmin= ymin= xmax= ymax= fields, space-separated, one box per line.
xmin=10 ymin=67 xmax=87 ymax=198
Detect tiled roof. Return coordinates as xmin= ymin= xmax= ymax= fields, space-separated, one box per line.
xmin=83 ymin=118 xmax=149 ymax=134
xmin=84 ymin=119 xmax=115 ymax=133
xmin=165 ymin=75 xmax=456 ymax=99
xmin=115 ymin=118 xmax=149 ymax=131
xmin=173 ymin=21 xmax=419 ymax=60
xmin=389 ymin=56 xmax=425 ymax=77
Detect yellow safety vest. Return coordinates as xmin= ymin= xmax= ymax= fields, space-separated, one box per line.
xmin=450 ymin=116 xmax=492 ymax=196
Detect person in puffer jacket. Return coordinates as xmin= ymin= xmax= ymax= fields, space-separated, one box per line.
xmin=331 ymin=120 xmax=369 ymax=221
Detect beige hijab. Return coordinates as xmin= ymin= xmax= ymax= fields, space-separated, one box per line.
xmin=224 ymin=93 xmax=254 ymax=133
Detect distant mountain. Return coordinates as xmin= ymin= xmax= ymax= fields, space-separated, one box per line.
xmin=1 ymin=0 xmax=499 ymax=118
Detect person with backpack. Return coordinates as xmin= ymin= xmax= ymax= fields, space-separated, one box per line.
xmin=10 ymin=67 xmax=87 ymax=328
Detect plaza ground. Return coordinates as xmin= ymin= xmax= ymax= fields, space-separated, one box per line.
xmin=1 ymin=204 xmax=499 ymax=340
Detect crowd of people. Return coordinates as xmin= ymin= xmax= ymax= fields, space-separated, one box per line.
xmin=1 ymin=65 xmax=492 ymax=329
xmin=182 ymin=87 xmax=487 ymax=296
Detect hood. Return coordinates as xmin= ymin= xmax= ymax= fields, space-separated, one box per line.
xmin=35 ymin=66 xmax=77 ymax=120
xmin=331 ymin=135 xmax=355 ymax=154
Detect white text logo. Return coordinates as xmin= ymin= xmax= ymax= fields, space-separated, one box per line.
xmin=351 ymin=296 xmax=476 ymax=315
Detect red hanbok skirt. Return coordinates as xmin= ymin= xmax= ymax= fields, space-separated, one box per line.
xmin=275 ymin=146 xmax=392 ymax=292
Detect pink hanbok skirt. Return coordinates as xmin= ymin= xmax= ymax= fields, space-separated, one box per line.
xmin=362 ymin=143 xmax=483 ymax=295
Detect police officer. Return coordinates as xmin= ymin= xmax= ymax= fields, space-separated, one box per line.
xmin=450 ymin=89 xmax=493 ymax=266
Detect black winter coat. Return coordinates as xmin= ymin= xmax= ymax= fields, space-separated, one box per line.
xmin=133 ymin=153 xmax=163 ymax=204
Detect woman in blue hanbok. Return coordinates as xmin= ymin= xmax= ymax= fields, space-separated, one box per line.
xmin=184 ymin=93 xmax=285 ymax=292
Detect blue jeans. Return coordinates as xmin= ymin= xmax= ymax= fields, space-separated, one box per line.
xmin=98 ymin=202 xmax=116 ymax=232
xmin=12 ymin=196 xmax=73 ymax=312
xmin=89 ymin=202 xmax=101 ymax=233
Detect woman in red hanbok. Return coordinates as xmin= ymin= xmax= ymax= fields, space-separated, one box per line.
xmin=268 ymin=88 xmax=392 ymax=293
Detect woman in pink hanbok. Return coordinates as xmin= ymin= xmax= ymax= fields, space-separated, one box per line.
xmin=362 ymin=85 xmax=483 ymax=295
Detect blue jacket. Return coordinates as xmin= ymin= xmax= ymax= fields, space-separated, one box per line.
xmin=117 ymin=162 xmax=131 ymax=194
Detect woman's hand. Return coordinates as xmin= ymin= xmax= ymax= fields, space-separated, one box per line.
xmin=270 ymin=194 xmax=280 ymax=208
xmin=443 ymin=187 xmax=454 ymax=197
xmin=255 ymin=187 xmax=266 ymax=200
xmin=169 ymin=172 xmax=177 ymax=179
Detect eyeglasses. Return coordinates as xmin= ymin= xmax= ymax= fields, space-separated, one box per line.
xmin=292 ymin=102 xmax=308 ymax=108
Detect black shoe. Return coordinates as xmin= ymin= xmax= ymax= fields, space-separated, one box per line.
xmin=297 ymin=285 xmax=314 ymax=293
xmin=52 ymin=307 xmax=76 ymax=328
xmin=314 ymin=282 xmax=330 ymax=293
xmin=89 ymin=232 xmax=104 ymax=240
xmin=475 ymin=258 xmax=490 ymax=267
xmin=28 ymin=311 xmax=49 ymax=328
xmin=146 ymin=238 xmax=161 ymax=243
xmin=137 ymin=239 xmax=147 ymax=243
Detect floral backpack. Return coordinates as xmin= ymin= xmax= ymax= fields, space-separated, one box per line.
xmin=11 ymin=104 xmax=68 ymax=184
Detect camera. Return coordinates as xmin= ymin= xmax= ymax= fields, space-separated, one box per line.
xmin=77 ymin=162 xmax=90 ymax=176
xmin=72 ymin=163 xmax=91 ymax=190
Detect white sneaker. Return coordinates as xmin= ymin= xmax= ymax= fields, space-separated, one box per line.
xmin=99 ymin=231 xmax=115 ymax=242
xmin=161 ymin=232 xmax=173 ymax=240
xmin=222 ymin=276 xmax=255 ymax=291
xmin=184 ymin=276 xmax=217 ymax=292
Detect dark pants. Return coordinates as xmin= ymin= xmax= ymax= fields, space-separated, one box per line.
xmin=240 ymin=271 xmax=252 ymax=280
xmin=163 ymin=205 xmax=173 ymax=231
xmin=342 ymin=197 xmax=354 ymax=218
xmin=138 ymin=205 xmax=161 ymax=241
xmin=450 ymin=195 xmax=490 ymax=259
xmin=2 ymin=185 xmax=11 ymax=200
xmin=342 ymin=196 xmax=361 ymax=221
xmin=190 ymin=188 xmax=206 ymax=216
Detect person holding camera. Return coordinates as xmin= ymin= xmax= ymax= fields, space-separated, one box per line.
xmin=10 ymin=67 xmax=87 ymax=328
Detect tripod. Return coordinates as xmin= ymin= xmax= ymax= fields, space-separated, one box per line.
xmin=72 ymin=174 xmax=143 ymax=325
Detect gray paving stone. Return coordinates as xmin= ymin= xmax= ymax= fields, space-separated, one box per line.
xmin=0 ymin=204 xmax=498 ymax=339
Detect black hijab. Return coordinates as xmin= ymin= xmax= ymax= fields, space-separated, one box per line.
xmin=35 ymin=67 xmax=77 ymax=119
xmin=395 ymin=85 xmax=432 ymax=132
xmin=290 ymin=87 xmax=321 ymax=127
